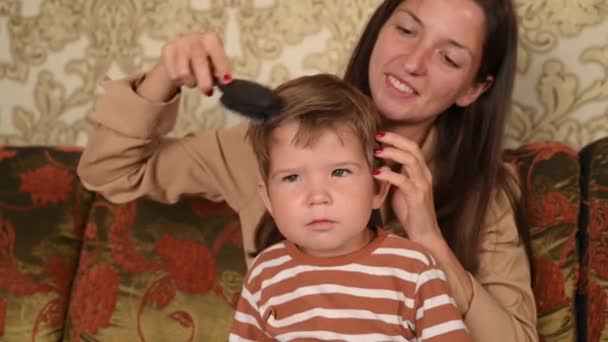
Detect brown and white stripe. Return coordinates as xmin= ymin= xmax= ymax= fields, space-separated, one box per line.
xmin=230 ymin=232 xmax=472 ymax=342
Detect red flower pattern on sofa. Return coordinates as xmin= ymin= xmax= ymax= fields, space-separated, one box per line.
xmin=588 ymin=279 xmax=607 ymax=342
xmin=155 ymin=234 xmax=216 ymax=294
xmin=68 ymin=264 xmax=119 ymax=341
xmin=588 ymin=198 xmax=608 ymax=282
xmin=64 ymin=193 xmax=244 ymax=340
xmin=107 ymin=202 xmax=163 ymax=274
xmin=19 ymin=164 xmax=73 ymax=206
xmin=0 ymin=147 xmax=94 ymax=341
xmin=534 ymin=258 xmax=571 ymax=314
xmin=0 ymin=150 xmax=16 ymax=162
xmin=529 ymin=191 xmax=578 ymax=229
xmin=507 ymin=142 xmax=580 ymax=340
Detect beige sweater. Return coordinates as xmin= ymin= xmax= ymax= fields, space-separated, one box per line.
xmin=78 ymin=75 xmax=538 ymax=341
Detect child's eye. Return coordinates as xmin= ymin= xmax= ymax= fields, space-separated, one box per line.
xmin=282 ymin=174 xmax=300 ymax=182
xmin=332 ymin=169 xmax=351 ymax=177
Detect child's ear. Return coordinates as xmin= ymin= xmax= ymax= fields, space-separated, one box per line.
xmin=372 ymin=179 xmax=390 ymax=209
xmin=257 ymin=179 xmax=273 ymax=215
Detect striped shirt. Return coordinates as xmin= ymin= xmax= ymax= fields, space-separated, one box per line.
xmin=230 ymin=230 xmax=471 ymax=342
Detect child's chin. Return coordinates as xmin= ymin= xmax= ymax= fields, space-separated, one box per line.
xmin=300 ymin=243 xmax=350 ymax=258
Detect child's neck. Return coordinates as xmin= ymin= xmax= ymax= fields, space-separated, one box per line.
xmin=297 ymin=228 xmax=375 ymax=258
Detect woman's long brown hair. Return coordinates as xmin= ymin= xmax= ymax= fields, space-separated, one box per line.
xmin=343 ymin=0 xmax=533 ymax=278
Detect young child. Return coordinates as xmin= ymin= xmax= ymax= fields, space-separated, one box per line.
xmin=229 ymin=74 xmax=472 ymax=342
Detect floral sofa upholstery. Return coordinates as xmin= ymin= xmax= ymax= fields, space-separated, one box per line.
xmin=0 ymin=137 xmax=607 ymax=341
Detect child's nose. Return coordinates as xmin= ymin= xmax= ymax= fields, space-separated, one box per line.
xmin=307 ymin=184 xmax=331 ymax=206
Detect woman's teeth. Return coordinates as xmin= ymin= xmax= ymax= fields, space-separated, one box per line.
xmin=388 ymin=75 xmax=414 ymax=94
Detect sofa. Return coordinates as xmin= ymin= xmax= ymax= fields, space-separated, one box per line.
xmin=0 ymin=137 xmax=606 ymax=341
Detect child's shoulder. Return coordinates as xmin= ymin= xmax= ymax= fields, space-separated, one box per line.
xmin=375 ymin=232 xmax=438 ymax=270
xmin=249 ymin=241 xmax=290 ymax=271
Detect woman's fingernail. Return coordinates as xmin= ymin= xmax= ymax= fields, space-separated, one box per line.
xmin=373 ymin=169 xmax=382 ymax=176
xmin=376 ymin=132 xmax=386 ymax=138
xmin=205 ymin=88 xmax=214 ymax=97
xmin=374 ymin=148 xmax=383 ymax=155
xmin=223 ymin=73 xmax=232 ymax=83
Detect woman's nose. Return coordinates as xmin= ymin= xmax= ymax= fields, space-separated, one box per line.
xmin=402 ymin=44 xmax=430 ymax=76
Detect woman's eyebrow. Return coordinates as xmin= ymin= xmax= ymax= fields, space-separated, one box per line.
xmin=397 ymin=8 xmax=473 ymax=58
xmin=396 ymin=9 xmax=423 ymax=26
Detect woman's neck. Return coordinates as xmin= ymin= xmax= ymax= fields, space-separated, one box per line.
xmin=385 ymin=120 xmax=434 ymax=146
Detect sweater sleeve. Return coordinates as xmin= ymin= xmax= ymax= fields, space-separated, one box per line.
xmin=462 ymin=204 xmax=538 ymax=341
xmin=447 ymin=188 xmax=538 ymax=341
xmin=77 ymin=74 xmax=259 ymax=211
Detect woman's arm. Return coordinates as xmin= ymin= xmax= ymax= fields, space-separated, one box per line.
xmin=373 ymin=131 xmax=537 ymax=341
xmin=426 ymin=191 xmax=538 ymax=342
xmin=77 ymin=74 xmax=258 ymax=211
xmin=78 ymin=31 xmax=253 ymax=203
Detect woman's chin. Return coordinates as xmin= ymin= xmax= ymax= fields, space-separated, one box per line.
xmin=378 ymin=107 xmax=412 ymax=124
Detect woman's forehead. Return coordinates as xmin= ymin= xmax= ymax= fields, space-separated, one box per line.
xmin=391 ymin=0 xmax=487 ymax=54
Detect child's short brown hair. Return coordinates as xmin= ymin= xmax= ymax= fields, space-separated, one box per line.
xmin=248 ymin=73 xmax=381 ymax=182
xmin=247 ymin=73 xmax=382 ymax=256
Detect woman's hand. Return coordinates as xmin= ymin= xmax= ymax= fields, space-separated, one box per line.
xmin=137 ymin=32 xmax=233 ymax=102
xmin=372 ymin=131 xmax=442 ymax=245
xmin=373 ymin=131 xmax=475 ymax=313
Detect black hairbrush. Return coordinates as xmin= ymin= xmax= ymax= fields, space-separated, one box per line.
xmin=214 ymin=78 xmax=282 ymax=121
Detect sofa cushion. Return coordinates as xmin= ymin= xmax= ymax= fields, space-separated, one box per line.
xmin=507 ymin=142 xmax=580 ymax=342
xmin=579 ymin=137 xmax=608 ymax=342
xmin=63 ymin=196 xmax=245 ymax=341
xmin=0 ymin=146 xmax=94 ymax=341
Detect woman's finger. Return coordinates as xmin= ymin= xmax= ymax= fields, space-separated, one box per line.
xmin=376 ymin=131 xmax=426 ymax=166
xmin=161 ymin=44 xmax=180 ymax=84
xmin=373 ymin=166 xmax=415 ymax=192
xmin=174 ymin=45 xmax=197 ymax=88
xmin=375 ymin=146 xmax=428 ymax=182
xmin=200 ymin=32 xmax=232 ymax=83
xmin=190 ymin=41 xmax=213 ymax=94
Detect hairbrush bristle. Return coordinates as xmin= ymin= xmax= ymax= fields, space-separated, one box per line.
xmin=216 ymin=78 xmax=283 ymax=121
xmin=220 ymin=96 xmax=280 ymax=121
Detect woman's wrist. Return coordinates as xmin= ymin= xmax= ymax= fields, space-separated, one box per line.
xmin=136 ymin=64 xmax=180 ymax=103
xmin=407 ymin=225 xmax=445 ymax=252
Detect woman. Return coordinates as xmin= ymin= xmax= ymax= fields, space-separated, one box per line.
xmin=78 ymin=0 xmax=538 ymax=340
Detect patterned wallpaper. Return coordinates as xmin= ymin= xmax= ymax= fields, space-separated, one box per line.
xmin=1 ymin=0 xmax=607 ymax=149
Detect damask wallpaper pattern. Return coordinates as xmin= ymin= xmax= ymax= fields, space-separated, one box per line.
xmin=0 ymin=0 xmax=607 ymax=148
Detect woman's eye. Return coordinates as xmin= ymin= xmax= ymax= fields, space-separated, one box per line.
xmin=282 ymin=174 xmax=300 ymax=182
xmin=332 ymin=169 xmax=351 ymax=177
xmin=396 ymin=25 xmax=416 ymax=36
xmin=441 ymin=52 xmax=460 ymax=68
